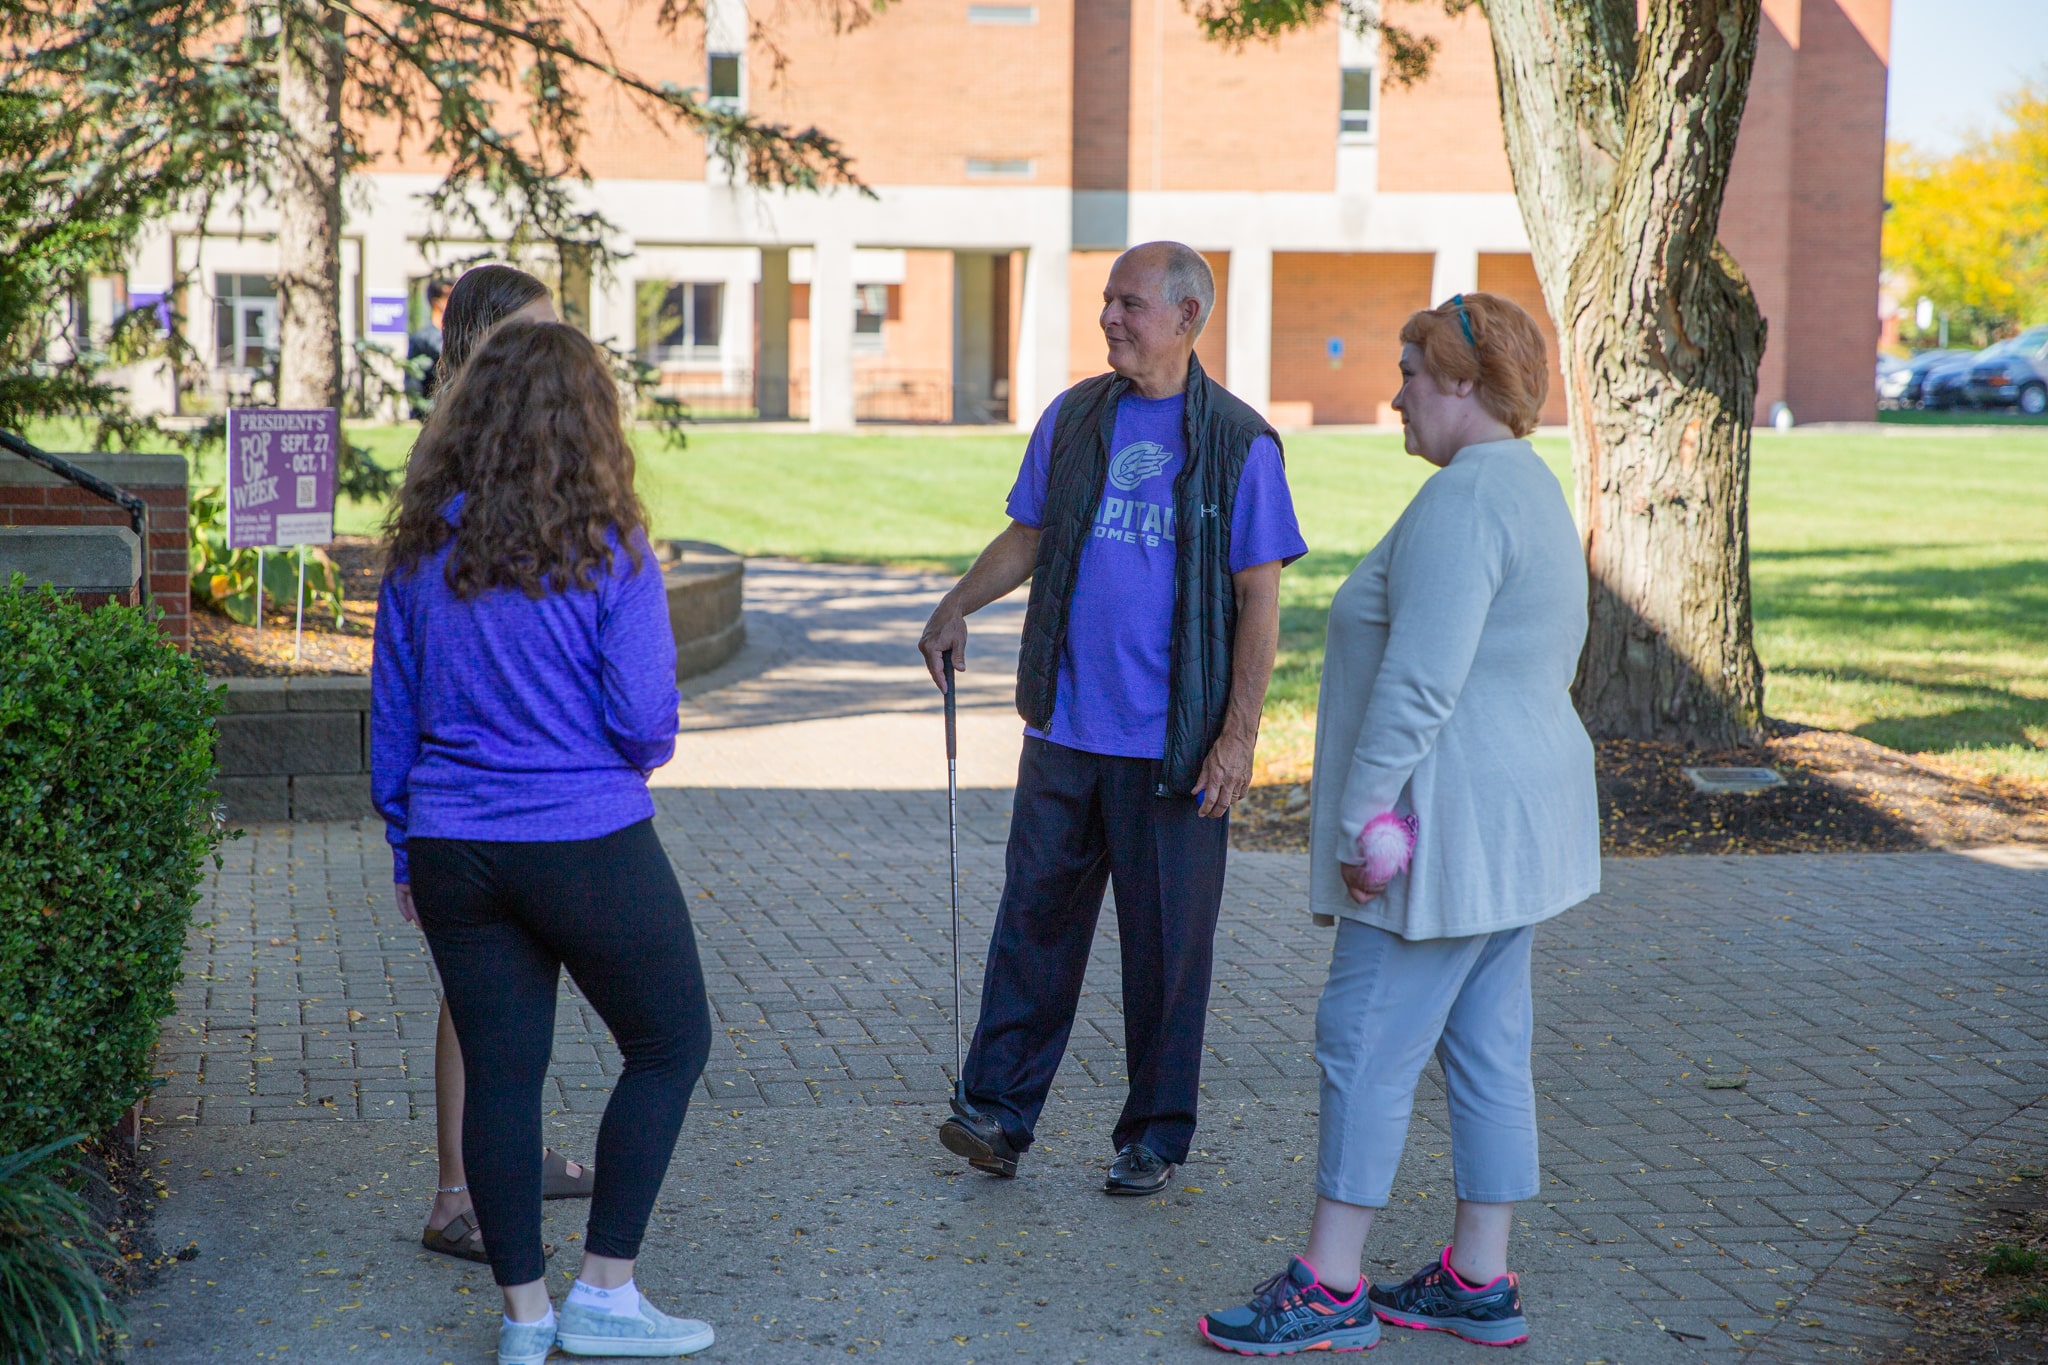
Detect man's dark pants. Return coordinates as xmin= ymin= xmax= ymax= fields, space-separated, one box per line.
xmin=961 ymin=735 xmax=1229 ymax=1165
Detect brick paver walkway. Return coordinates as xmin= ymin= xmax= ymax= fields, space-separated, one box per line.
xmin=135 ymin=562 xmax=2048 ymax=1363
xmin=149 ymin=805 xmax=2047 ymax=1361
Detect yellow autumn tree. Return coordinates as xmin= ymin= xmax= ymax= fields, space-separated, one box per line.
xmin=1886 ymin=81 xmax=2048 ymax=347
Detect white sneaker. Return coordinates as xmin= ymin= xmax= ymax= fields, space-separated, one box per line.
xmin=498 ymin=1312 xmax=557 ymax=1365
xmin=557 ymin=1297 xmax=714 ymax=1357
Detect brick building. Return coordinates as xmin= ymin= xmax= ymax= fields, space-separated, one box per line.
xmin=116 ymin=0 xmax=1889 ymax=428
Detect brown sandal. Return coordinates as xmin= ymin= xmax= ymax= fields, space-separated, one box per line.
xmin=421 ymin=1210 xmax=555 ymax=1265
xmin=543 ymin=1148 xmax=596 ymax=1201
xmin=420 ymin=1209 xmax=489 ymax=1264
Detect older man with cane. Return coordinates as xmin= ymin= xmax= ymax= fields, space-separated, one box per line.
xmin=919 ymin=241 xmax=1305 ymax=1196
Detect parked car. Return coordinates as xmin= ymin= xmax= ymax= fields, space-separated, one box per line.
xmin=1921 ymin=350 xmax=1986 ymax=410
xmin=1965 ymin=325 xmax=2048 ymax=414
xmin=1879 ymin=348 xmax=1974 ymax=409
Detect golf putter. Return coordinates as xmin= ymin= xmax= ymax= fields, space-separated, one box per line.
xmin=943 ymin=649 xmax=971 ymax=1120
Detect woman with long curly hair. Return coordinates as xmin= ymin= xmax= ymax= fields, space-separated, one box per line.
xmin=406 ymin=264 xmax=601 ymax=1273
xmin=373 ymin=320 xmax=715 ymax=1364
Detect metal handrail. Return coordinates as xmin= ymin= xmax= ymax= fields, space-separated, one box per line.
xmin=0 ymin=428 xmax=153 ymax=609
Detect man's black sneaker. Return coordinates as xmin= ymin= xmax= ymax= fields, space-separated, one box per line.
xmin=1368 ymin=1246 xmax=1529 ymax=1347
xmin=1103 ymin=1142 xmax=1174 ymax=1196
xmin=1198 ymin=1256 xmax=1380 ymax=1355
xmin=938 ymin=1102 xmax=1019 ymax=1178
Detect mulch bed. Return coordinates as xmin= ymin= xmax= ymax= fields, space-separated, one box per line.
xmin=1231 ymin=723 xmax=2048 ymax=857
xmin=75 ymin=1130 xmax=194 ymax=1299
xmin=190 ymin=535 xmax=382 ymax=678
xmin=1867 ymin=1171 xmax=2048 ymax=1364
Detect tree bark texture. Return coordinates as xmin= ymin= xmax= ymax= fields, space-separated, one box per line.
xmin=1483 ymin=0 xmax=1767 ymax=747
xmin=277 ymin=1 xmax=346 ymax=414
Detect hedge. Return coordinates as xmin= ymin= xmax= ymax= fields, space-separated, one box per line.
xmin=0 ymin=582 xmax=223 ymax=1154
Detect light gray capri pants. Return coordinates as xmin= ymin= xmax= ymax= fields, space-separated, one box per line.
xmin=1314 ymin=919 xmax=1540 ymax=1207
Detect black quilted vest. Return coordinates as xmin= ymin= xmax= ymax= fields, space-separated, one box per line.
xmin=1015 ymin=353 xmax=1278 ymax=797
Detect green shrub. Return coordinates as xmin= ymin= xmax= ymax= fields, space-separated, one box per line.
xmin=0 ymin=581 xmax=223 ymax=1153
xmin=1987 ymin=1243 xmax=2042 ymax=1277
xmin=0 ymin=1136 xmax=122 ymax=1364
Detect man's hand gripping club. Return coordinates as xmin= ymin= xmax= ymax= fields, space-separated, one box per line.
xmin=921 ymin=521 xmax=1042 ymax=692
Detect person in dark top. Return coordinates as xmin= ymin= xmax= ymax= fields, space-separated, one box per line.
xmin=405 ymin=279 xmax=452 ymax=416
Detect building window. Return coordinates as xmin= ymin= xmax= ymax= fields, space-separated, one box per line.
xmin=213 ymin=273 xmax=278 ymax=371
xmin=966 ymin=157 xmax=1035 ymax=179
xmin=638 ymin=280 xmax=724 ymax=364
xmin=707 ymin=52 xmax=742 ymax=108
xmin=854 ymin=285 xmax=888 ymax=336
xmin=851 ymin=286 xmax=884 ymax=337
xmin=853 ymin=283 xmax=903 ymax=353
xmin=1340 ymin=66 xmax=1375 ymax=138
xmin=968 ymin=4 xmax=1036 ymax=24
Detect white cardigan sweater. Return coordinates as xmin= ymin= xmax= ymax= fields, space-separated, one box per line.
xmin=1309 ymin=439 xmax=1600 ymax=938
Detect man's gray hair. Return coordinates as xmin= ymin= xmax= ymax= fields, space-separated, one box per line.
xmin=1126 ymin=241 xmax=1215 ymax=337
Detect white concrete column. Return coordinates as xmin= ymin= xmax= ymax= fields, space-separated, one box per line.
xmin=757 ymin=247 xmax=791 ymax=421
xmin=1013 ymin=244 xmax=1070 ymax=425
xmin=808 ymin=236 xmax=855 ymax=431
xmin=1225 ymin=243 xmax=1272 ymax=417
xmin=592 ymin=241 xmax=634 ymax=355
xmin=1430 ymin=245 xmax=1480 ymax=307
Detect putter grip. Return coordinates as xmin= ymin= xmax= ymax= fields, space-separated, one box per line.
xmin=942 ymin=650 xmax=958 ymax=761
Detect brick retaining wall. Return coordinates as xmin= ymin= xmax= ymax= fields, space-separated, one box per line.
xmin=0 ymin=451 xmax=190 ymax=648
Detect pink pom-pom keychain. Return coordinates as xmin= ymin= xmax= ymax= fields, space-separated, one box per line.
xmin=1354 ymin=811 xmax=1419 ymax=885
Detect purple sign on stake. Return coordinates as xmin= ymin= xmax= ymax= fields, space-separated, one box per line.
xmin=226 ymin=408 xmax=339 ymax=549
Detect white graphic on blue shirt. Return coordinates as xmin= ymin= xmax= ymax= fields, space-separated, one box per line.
xmin=1107 ymin=439 xmax=1174 ymax=491
xmin=1094 ymin=486 xmax=1177 ymax=548
xmin=1097 ymin=441 xmax=1178 ymax=548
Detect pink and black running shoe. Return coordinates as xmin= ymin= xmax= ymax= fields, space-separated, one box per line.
xmin=1198 ymin=1257 xmax=1380 ymax=1355
xmin=1367 ymin=1246 xmax=1528 ymax=1346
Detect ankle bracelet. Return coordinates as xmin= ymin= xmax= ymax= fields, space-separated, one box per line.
xmin=436 ymin=1184 xmax=468 ymax=1194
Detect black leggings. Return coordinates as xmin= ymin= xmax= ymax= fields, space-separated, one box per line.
xmin=410 ymin=819 xmax=712 ymax=1287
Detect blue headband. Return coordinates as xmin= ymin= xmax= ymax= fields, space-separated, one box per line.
xmin=1448 ymin=294 xmax=1477 ymax=350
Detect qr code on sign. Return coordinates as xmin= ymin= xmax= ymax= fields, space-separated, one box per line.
xmin=296 ymin=475 xmax=316 ymax=508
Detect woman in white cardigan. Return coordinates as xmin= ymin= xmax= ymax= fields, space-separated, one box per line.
xmin=1200 ymin=294 xmax=1598 ymax=1356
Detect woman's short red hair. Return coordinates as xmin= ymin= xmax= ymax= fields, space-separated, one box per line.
xmin=1398 ymin=292 xmax=1550 ymax=437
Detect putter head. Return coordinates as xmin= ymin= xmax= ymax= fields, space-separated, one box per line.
xmin=948 ymin=1083 xmax=982 ymax=1125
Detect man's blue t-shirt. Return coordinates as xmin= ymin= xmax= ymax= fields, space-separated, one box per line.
xmin=1005 ymin=389 xmax=1308 ymax=760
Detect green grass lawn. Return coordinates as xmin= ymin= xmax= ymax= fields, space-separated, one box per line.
xmin=1746 ymin=430 xmax=2048 ymax=787
xmin=638 ymin=425 xmax=2048 ymax=789
xmin=21 ymin=419 xmax=2046 ymax=787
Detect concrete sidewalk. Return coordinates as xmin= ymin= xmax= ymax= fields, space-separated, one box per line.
xmin=129 ymin=562 xmax=2048 ymax=1364
xmin=654 ymin=559 xmax=1030 ymax=790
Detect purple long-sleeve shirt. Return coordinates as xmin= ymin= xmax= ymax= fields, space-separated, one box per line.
xmin=371 ymin=513 xmax=679 ymax=884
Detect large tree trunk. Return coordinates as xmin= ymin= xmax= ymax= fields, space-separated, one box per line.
xmin=276 ymin=1 xmax=346 ymax=414
xmin=1483 ymin=0 xmax=1767 ymax=748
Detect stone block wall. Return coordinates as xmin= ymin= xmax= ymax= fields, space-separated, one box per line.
xmin=213 ymin=677 xmax=374 ymax=822
xmin=0 ymin=526 xmax=142 ymax=592
xmin=663 ymin=541 xmax=745 ymax=679
xmin=0 ymin=452 xmax=191 ymax=648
